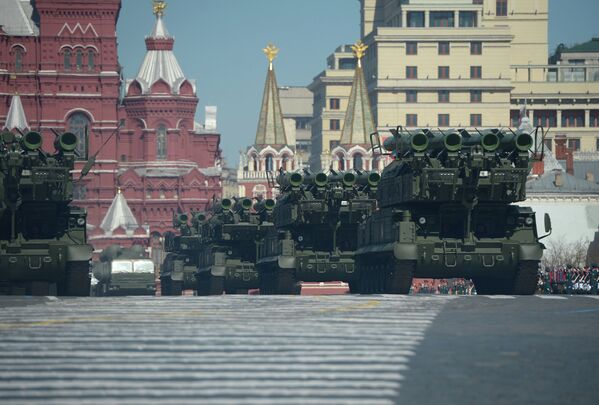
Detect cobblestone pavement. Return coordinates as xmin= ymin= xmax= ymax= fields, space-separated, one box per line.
xmin=0 ymin=295 xmax=597 ymax=404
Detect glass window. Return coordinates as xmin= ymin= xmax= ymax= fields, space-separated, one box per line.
xmin=406 ymin=114 xmax=418 ymax=127
xmin=438 ymin=114 xmax=450 ymax=126
xmin=353 ymin=154 xmax=363 ymax=170
xmin=133 ymin=260 xmax=155 ymax=273
xmin=460 ymin=11 xmax=477 ymax=27
xmin=329 ymin=98 xmax=340 ymax=110
xmin=64 ymin=50 xmax=72 ymax=71
xmin=406 ymin=90 xmax=418 ymax=103
xmin=111 ymin=260 xmax=134 ymax=274
xmin=339 ymin=58 xmax=356 ymax=70
xmin=533 ymin=111 xmax=557 ymax=127
xmin=438 ymin=90 xmax=450 ymax=103
xmin=430 ymin=11 xmax=454 ymax=27
xmin=596 ymin=138 xmax=599 ymax=152
xmin=76 ymin=49 xmax=83 ymax=71
xmin=406 ymin=66 xmax=418 ymax=79
xmin=496 ymin=0 xmax=508 ymax=16
xmin=330 ymin=119 xmax=340 ymax=130
xmin=14 ymin=47 xmax=23 ymax=72
xmin=156 ymin=124 xmax=167 ymax=159
xmin=471 ymin=41 xmax=482 ymax=55
xmin=510 ymin=110 xmax=520 ymax=127
xmin=471 ymin=66 xmax=482 ymax=79
xmin=568 ymin=139 xmax=581 ymax=151
xmin=88 ymin=50 xmax=95 ymax=71
xmin=438 ymin=42 xmax=450 ymax=55
xmin=470 ymin=114 xmax=482 ymax=127
xmin=67 ymin=112 xmax=90 ymax=159
xmin=544 ymin=138 xmax=553 ymax=151
xmin=407 ymin=11 xmax=425 ymax=27
xmin=591 ymin=110 xmax=599 ymax=127
xmin=561 ymin=110 xmax=585 ymax=127
xmin=406 ymin=42 xmax=418 ymax=55
xmin=265 ymin=155 xmax=274 ymax=171
xmin=470 ymin=90 xmax=482 ymax=103
xmin=438 ymin=66 xmax=450 ymax=79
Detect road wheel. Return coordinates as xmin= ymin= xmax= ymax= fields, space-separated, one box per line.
xmin=385 ymin=260 xmax=414 ymax=294
xmin=59 ymin=261 xmax=91 ymax=297
xmin=197 ymin=274 xmax=224 ymax=296
xmin=160 ymin=278 xmax=171 ymax=296
xmin=512 ymin=261 xmax=540 ymax=295
xmin=171 ymin=280 xmax=183 ymax=296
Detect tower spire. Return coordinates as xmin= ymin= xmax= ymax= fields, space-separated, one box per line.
xmin=3 ymin=94 xmax=29 ymax=132
xmin=254 ymin=43 xmax=289 ymax=147
xmin=340 ymin=40 xmax=375 ymax=146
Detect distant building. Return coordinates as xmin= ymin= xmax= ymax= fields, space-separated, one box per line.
xmin=237 ymin=45 xmax=299 ymax=199
xmin=279 ymin=86 xmax=312 ymax=168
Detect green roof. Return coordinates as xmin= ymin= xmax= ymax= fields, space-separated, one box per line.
xmin=562 ymin=38 xmax=599 ymax=53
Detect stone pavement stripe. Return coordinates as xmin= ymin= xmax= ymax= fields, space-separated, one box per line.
xmin=584 ymin=296 xmax=599 ymax=299
xmin=535 ymin=295 xmax=568 ymax=300
xmin=485 ymin=295 xmax=516 ymax=299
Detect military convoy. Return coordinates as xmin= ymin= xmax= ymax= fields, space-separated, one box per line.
xmin=92 ymin=245 xmax=156 ymax=296
xmin=0 ymin=130 xmax=92 ymax=295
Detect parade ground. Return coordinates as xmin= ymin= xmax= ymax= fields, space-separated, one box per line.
xmin=0 ymin=295 xmax=597 ymax=404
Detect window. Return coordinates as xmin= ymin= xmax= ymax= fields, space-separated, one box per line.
xmin=339 ymin=58 xmax=356 ymax=70
xmin=438 ymin=42 xmax=450 ymax=55
xmin=471 ymin=41 xmax=482 ymax=55
xmin=568 ymin=139 xmax=581 ymax=151
xmin=533 ymin=111 xmax=557 ymax=127
xmin=438 ymin=90 xmax=449 ymax=103
xmin=596 ymin=138 xmax=599 ymax=152
xmin=88 ymin=50 xmax=95 ymax=71
xmin=329 ymin=98 xmax=340 ymax=110
xmin=510 ymin=110 xmax=520 ymax=127
xmin=337 ymin=154 xmax=345 ymax=171
xmin=562 ymin=110 xmax=585 ymax=127
xmin=353 ymin=154 xmax=363 ymax=170
xmin=407 ymin=11 xmax=425 ymax=27
xmin=156 ymin=124 xmax=167 ymax=159
xmin=76 ymin=49 xmax=83 ymax=71
xmin=330 ymin=119 xmax=340 ymax=130
xmin=406 ymin=41 xmax=418 ymax=55
xmin=470 ymin=114 xmax=482 ymax=126
xmin=265 ymin=154 xmax=274 ymax=171
xmin=406 ymin=66 xmax=418 ymax=79
xmin=430 ymin=11 xmax=454 ymax=27
xmin=438 ymin=66 xmax=450 ymax=79
xmin=406 ymin=114 xmax=418 ymax=127
xmin=590 ymin=110 xmax=599 ymax=127
xmin=460 ymin=11 xmax=477 ymax=27
xmin=544 ymin=138 xmax=553 ymax=151
xmin=438 ymin=114 xmax=450 ymax=126
xmin=64 ymin=50 xmax=72 ymax=71
xmin=14 ymin=47 xmax=24 ymax=72
xmin=406 ymin=90 xmax=418 ymax=103
xmin=496 ymin=0 xmax=508 ymax=16
xmin=67 ymin=112 xmax=90 ymax=159
xmin=470 ymin=66 xmax=482 ymax=79
xmin=470 ymin=90 xmax=482 ymax=103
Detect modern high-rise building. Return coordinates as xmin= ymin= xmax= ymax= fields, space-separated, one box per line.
xmin=357 ymin=0 xmax=599 ymax=153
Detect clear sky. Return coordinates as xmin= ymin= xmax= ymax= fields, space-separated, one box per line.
xmin=116 ymin=0 xmax=599 ymax=166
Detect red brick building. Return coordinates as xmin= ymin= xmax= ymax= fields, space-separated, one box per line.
xmin=0 ymin=0 xmax=222 ymax=259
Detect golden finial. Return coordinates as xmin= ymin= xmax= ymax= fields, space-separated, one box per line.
xmin=117 ymin=187 xmax=122 ymax=194
xmin=152 ymin=0 xmax=167 ymax=17
xmin=352 ymin=40 xmax=368 ymax=68
xmin=263 ymin=43 xmax=279 ymax=70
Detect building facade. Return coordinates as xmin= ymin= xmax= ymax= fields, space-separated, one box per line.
xmin=0 ymin=0 xmax=222 ymax=260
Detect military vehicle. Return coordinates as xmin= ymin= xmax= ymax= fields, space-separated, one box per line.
xmin=160 ymin=212 xmax=203 ymax=295
xmin=0 ymin=130 xmax=92 ymax=295
xmin=355 ymin=126 xmax=551 ymax=295
xmin=195 ymin=197 xmax=274 ymax=295
xmin=257 ymin=170 xmax=379 ymax=294
xmin=92 ymin=245 xmax=155 ymax=296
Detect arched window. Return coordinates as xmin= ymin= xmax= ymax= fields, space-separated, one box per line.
xmin=67 ymin=112 xmax=90 ymax=159
xmin=281 ymin=155 xmax=290 ymax=171
xmin=265 ymin=154 xmax=274 ymax=172
xmin=88 ymin=50 xmax=95 ymax=71
xmin=64 ymin=50 xmax=72 ymax=71
xmin=337 ymin=153 xmax=345 ymax=171
xmin=252 ymin=156 xmax=258 ymax=171
xmin=353 ymin=153 xmax=363 ymax=171
xmin=156 ymin=124 xmax=167 ymax=160
xmin=14 ymin=47 xmax=24 ymax=72
xmin=75 ymin=49 xmax=83 ymax=71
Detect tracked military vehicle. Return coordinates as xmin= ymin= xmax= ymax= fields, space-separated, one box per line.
xmin=0 ymin=130 xmax=92 ymax=295
xmin=160 ymin=213 xmax=204 ymax=295
xmin=92 ymin=245 xmax=155 ymax=296
xmin=194 ymin=197 xmax=275 ymax=295
xmin=257 ymin=170 xmax=379 ymax=294
xmin=355 ymin=126 xmax=551 ymax=295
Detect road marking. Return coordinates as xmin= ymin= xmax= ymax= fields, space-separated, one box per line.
xmin=536 ymin=295 xmax=567 ymax=300
xmin=584 ymin=295 xmax=599 ymax=299
xmin=485 ymin=295 xmax=516 ymax=299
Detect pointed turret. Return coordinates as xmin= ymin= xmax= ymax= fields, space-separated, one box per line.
xmin=130 ymin=0 xmax=190 ymax=95
xmin=3 ymin=94 xmax=29 ymax=132
xmin=100 ymin=189 xmax=140 ymax=235
xmin=255 ymin=44 xmax=290 ymax=148
xmin=340 ymin=41 xmax=375 ymax=147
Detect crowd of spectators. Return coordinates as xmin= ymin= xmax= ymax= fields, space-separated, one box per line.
xmin=537 ymin=265 xmax=599 ymax=295
xmin=411 ymin=279 xmax=475 ymax=295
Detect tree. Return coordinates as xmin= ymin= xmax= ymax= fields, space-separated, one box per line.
xmin=541 ymin=237 xmax=591 ymax=269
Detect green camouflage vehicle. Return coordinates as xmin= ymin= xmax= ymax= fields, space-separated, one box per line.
xmin=195 ymin=197 xmax=274 ymax=295
xmin=257 ymin=170 xmax=379 ymax=294
xmin=160 ymin=213 xmax=203 ymax=296
xmin=355 ymin=126 xmax=551 ymax=295
xmin=0 ymin=130 xmax=92 ymax=296
xmin=92 ymin=245 xmax=155 ymax=296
